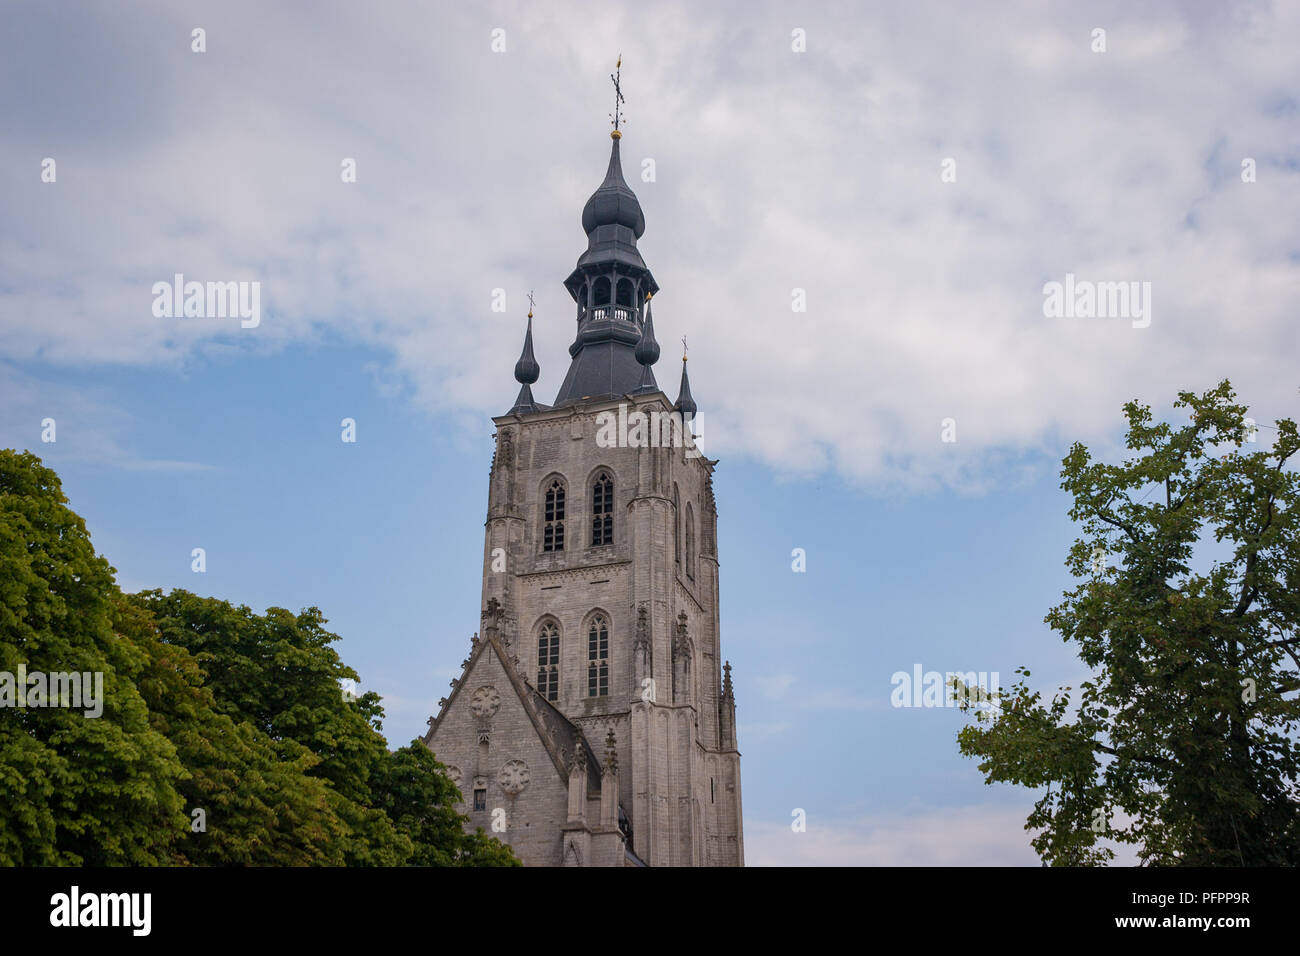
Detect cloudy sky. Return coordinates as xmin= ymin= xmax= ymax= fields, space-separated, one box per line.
xmin=2 ymin=0 xmax=1297 ymax=865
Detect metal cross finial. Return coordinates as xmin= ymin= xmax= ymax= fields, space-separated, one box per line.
xmin=681 ymin=335 xmax=688 ymax=362
xmin=527 ymin=290 xmax=535 ymax=318
xmin=609 ymin=54 xmax=625 ymax=131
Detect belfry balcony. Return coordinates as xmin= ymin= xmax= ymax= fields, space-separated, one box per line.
xmin=582 ymin=304 xmax=640 ymax=326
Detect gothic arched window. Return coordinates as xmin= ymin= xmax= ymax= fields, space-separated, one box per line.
xmin=685 ymin=502 xmax=695 ymax=580
xmin=587 ymin=614 xmax=609 ymax=697
xmin=591 ymin=470 xmax=613 ymax=546
xmin=536 ymin=620 xmax=560 ymax=702
xmin=543 ymin=478 xmax=566 ymax=552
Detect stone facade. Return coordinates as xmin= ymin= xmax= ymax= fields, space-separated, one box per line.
xmin=422 ymin=393 xmax=743 ymax=865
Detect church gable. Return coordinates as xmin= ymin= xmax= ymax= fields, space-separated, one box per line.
xmin=423 ymin=630 xmax=579 ymax=864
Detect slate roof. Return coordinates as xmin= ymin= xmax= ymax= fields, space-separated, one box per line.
xmin=553 ymin=134 xmax=661 ymax=407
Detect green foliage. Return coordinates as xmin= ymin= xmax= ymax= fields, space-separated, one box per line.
xmin=114 ymin=596 xmax=347 ymax=865
xmin=131 ymin=589 xmax=412 ymax=865
xmin=375 ymin=742 xmax=521 ymax=867
xmin=0 ymin=451 xmax=186 ymax=865
xmin=958 ymin=382 xmax=1300 ymax=865
xmin=0 ymin=449 xmax=518 ymax=867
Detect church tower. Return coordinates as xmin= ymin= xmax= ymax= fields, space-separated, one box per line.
xmin=422 ymin=70 xmax=743 ymax=867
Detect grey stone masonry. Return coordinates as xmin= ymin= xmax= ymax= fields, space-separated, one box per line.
xmin=424 ymin=390 xmax=742 ymax=866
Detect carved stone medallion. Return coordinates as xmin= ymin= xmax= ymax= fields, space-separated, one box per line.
xmin=498 ymin=759 xmax=530 ymax=795
xmin=471 ymin=685 xmax=501 ymax=718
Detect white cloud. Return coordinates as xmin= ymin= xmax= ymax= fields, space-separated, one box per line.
xmin=746 ymin=802 xmax=1141 ymax=866
xmin=2 ymin=0 xmax=1296 ymax=491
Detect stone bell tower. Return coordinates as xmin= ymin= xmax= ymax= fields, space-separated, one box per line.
xmin=423 ymin=66 xmax=743 ymax=866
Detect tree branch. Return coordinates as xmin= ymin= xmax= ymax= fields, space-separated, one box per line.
xmin=1234 ymin=491 xmax=1276 ymax=617
xmin=1092 ymin=740 xmax=1171 ymax=769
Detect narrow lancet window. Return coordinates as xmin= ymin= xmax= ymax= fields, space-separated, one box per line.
xmin=587 ymin=614 xmax=610 ymax=697
xmin=591 ymin=471 xmax=613 ymax=546
xmin=537 ymin=621 xmax=560 ymax=701
xmin=543 ymin=479 xmax=566 ymax=552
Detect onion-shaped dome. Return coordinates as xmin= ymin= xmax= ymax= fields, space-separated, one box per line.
xmin=580 ymin=134 xmax=645 ymax=238
xmin=514 ymin=315 xmax=539 ymax=385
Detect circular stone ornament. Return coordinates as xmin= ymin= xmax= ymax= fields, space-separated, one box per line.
xmin=471 ymin=685 xmax=501 ymax=718
xmin=498 ymin=759 xmax=530 ymax=795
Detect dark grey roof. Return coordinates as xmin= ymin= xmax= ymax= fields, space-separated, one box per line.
xmin=634 ymin=298 xmax=661 ymax=366
xmin=514 ymin=316 xmax=539 ymax=385
xmin=552 ymin=135 xmax=663 ymax=406
xmin=563 ymin=134 xmax=658 ymax=296
xmin=675 ymin=359 xmax=697 ymax=417
xmin=632 ymin=297 xmax=660 ymax=393
xmin=553 ymin=332 xmax=653 ymax=406
xmin=581 ymin=135 xmax=644 ymax=237
xmin=508 ymin=316 xmax=545 ymax=414
xmin=530 ymin=688 xmax=602 ymax=793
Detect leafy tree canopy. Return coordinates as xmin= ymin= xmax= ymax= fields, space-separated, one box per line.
xmin=0 ymin=449 xmax=518 ymax=867
xmin=959 ymin=382 xmax=1300 ymax=865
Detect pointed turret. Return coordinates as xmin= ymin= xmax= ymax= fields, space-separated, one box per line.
xmin=603 ymin=727 xmax=619 ymax=775
xmin=554 ymin=65 xmax=660 ymax=407
xmin=675 ymin=351 xmax=697 ymax=418
xmin=720 ymin=660 xmax=738 ymax=750
xmin=580 ymin=133 xmax=645 ymax=239
xmin=633 ymin=294 xmax=660 ymax=392
xmin=508 ymin=306 xmax=542 ymax=414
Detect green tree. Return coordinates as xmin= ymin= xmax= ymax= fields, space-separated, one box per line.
xmin=0 ymin=450 xmax=187 ymax=864
xmin=958 ymin=382 xmax=1300 ymax=865
xmin=133 ymin=590 xmax=412 ymax=865
xmin=375 ymin=742 xmax=521 ymax=867
xmin=114 ymin=596 xmax=349 ymax=865
xmin=0 ymin=449 xmax=517 ymax=867
xmin=133 ymin=589 xmax=520 ymax=866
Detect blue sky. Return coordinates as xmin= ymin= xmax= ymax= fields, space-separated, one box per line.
xmin=3 ymin=0 xmax=1298 ymax=864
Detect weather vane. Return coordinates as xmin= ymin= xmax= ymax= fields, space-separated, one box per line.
xmin=609 ymin=54 xmax=625 ymax=133
xmin=527 ymin=290 xmax=535 ymax=318
xmin=681 ymin=335 xmax=688 ymax=361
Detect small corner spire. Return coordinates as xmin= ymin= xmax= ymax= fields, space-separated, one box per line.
xmin=510 ymin=293 xmax=541 ymax=413
xmin=633 ymin=292 xmax=660 ymax=393
xmin=604 ymin=727 xmax=619 ymax=775
xmin=674 ymin=336 xmax=697 ymax=417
